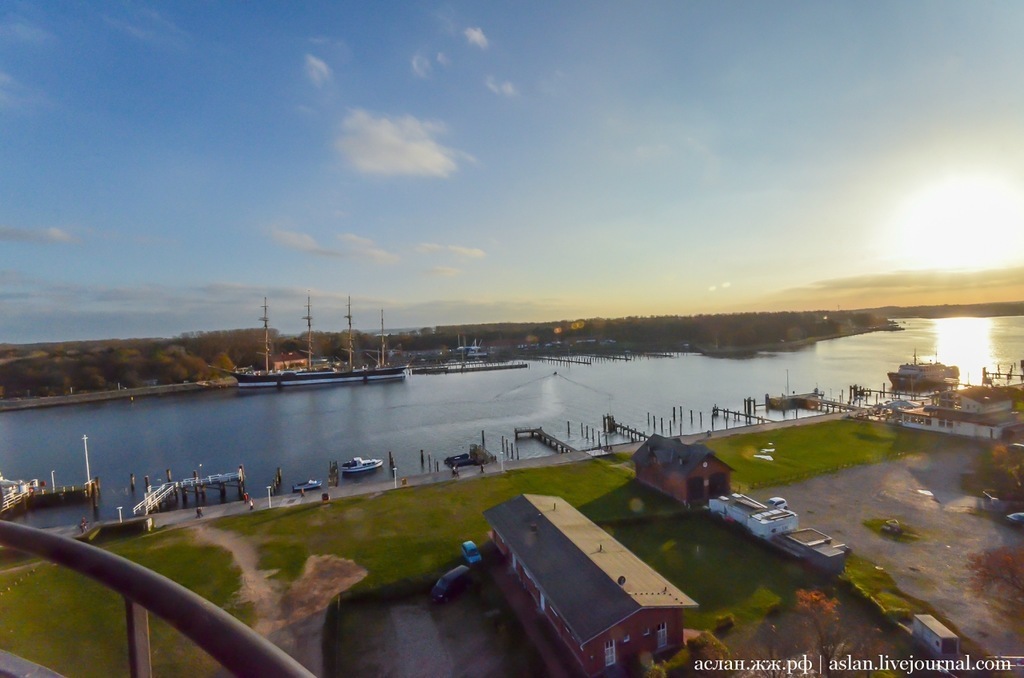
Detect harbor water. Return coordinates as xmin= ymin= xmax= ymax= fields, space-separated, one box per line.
xmin=2 ymin=316 xmax=1023 ymax=528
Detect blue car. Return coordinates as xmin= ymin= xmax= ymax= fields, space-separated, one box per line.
xmin=461 ymin=540 xmax=482 ymax=564
xmin=1007 ymin=512 xmax=1024 ymax=526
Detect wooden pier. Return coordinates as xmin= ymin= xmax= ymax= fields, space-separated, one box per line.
xmin=2 ymin=480 xmax=97 ymax=517
xmin=514 ymin=427 xmax=579 ymax=454
xmin=529 ymin=355 xmax=592 ymax=366
xmin=602 ymin=414 xmax=647 ymax=442
xmin=132 ymin=467 xmax=246 ymax=516
xmin=411 ymin=361 xmax=528 ymax=375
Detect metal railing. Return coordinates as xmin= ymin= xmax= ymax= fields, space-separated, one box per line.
xmin=133 ymin=472 xmax=245 ymax=515
xmin=0 ymin=520 xmax=313 ymax=678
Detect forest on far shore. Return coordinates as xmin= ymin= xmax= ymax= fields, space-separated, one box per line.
xmin=0 ymin=304 xmax=977 ymax=399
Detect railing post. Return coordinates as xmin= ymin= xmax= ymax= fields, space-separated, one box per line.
xmin=125 ymin=597 xmax=153 ymax=678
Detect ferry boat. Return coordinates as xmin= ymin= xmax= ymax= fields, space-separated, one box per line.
xmin=887 ymin=354 xmax=959 ymax=392
xmin=231 ymin=297 xmax=407 ymax=389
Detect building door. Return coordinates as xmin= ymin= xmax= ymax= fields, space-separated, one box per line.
xmin=657 ymin=622 xmax=668 ymax=648
xmin=687 ymin=476 xmax=705 ymax=501
xmin=604 ymin=639 xmax=615 ymax=667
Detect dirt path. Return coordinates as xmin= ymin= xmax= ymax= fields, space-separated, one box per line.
xmin=191 ymin=525 xmax=366 ymax=677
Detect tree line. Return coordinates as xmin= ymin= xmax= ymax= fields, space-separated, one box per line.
xmin=1 ymin=310 xmax=888 ymax=398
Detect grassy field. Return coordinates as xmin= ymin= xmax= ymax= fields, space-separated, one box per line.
xmin=0 ymin=420 xmax=966 ymax=675
xmin=0 ymin=528 xmax=246 ymax=678
xmin=707 ymin=419 xmax=979 ymax=489
xmin=215 ymin=457 xmax=681 ymax=590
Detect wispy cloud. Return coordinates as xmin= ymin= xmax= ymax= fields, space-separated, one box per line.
xmin=305 ymin=54 xmax=332 ymax=87
xmin=427 ymin=266 xmax=461 ymax=277
xmin=464 ymin=27 xmax=488 ymax=49
xmin=102 ymin=7 xmax=188 ymax=48
xmin=339 ymin=233 xmax=400 ymax=264
xmin=411 ymin=54 xmax=431 ymax=78
xmin=416 ymin=243 xmax=486 ymax=258
xmin=437 ymin=52 xmax=451 ymax=67
xmin=763 ymin=266 xmax=1024 ymax=311
xmin=270 ymin=226 xmax=345 ymax=257
xmin=0 ymin=225 xmax=77 ymax=244
xmin=485 ymin=76 xmax=518 ymax=97
xmin=447 ymin=245 xmax=485 ymax=258
xmin=336 ymin=109 xmax=470 ymax=178
xmin=0 ymin=18 xmax=54 ymax=44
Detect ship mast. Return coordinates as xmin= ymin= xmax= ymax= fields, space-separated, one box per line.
xmin=259 ymin=297 xmax=272 ymax=373
xmin=346 ymin=296 xmax=355 ymax=370
xmin=303 ymin=295 xmax=313 ymax=370
xmin=379 ymin=310 xmax=386 ymax=368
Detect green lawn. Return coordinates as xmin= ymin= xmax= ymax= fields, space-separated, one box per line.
xmin=0 ymin=421 xmax=968 ymax=676
xmin=216 ymin=459 xmax=682 ymax=590
xmin=0 ymin=529 xmax=245 ymax=678
xmin=707 ymin=419 xmax=980 ymax=489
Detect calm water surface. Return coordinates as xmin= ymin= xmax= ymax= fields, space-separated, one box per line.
xmin=2 ymin=316 xmax=1023 ymax=527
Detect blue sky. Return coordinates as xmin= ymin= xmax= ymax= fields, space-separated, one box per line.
xmin=3 ymin=2 xmax=1024 ymax=342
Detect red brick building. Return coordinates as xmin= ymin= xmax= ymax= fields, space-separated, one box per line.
xmin=632 ymin=435 xmax=732 ymax=504
xmin=484 ymin=494 xmax=698 ymax=676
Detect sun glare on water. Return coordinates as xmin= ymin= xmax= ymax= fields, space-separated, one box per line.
xmin=890 ymin=176 xmax=1024 ymax=271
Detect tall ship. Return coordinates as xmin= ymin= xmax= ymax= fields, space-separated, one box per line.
xmin=887 ymin=353 xmax=959 ymax=392
xmin=231 ymin=297 xmax=407 ymax=389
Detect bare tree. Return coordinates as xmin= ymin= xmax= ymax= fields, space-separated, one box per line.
xmin=968 ymin=545 xmax=1024 ymax=605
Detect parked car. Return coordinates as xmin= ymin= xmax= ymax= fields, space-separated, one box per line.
xmin=767 ymin=497 xmax=788 ymax=510
xmin=461 ymin=540 xmax=482 ymax=564
xmin=1007 ymin=512 xmax=1024 ymax=526
xmin=444 ymin=453 xmax=476 ymax=468
xmin=431 ymin=564 xmax=471 ymax=603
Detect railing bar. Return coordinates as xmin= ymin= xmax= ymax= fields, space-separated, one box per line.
xmin=0 ymin=521 xmax=312 ymax=677
xmin=125 ymin=597 xmax=153 ymax=678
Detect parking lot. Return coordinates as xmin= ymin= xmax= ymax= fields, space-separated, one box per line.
xmin=760 ymin=446 xmax=1023 ymax=656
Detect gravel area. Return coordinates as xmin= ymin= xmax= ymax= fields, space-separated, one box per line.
xmin=755 ymin=446 xmax=1024 ymax=656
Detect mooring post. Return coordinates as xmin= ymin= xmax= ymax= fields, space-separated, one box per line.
xmin=130 ymin=473 xmax=136 ymax=492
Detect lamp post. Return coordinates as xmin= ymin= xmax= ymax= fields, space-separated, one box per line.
xmin=82 ymin=434 xmax=91 ymax=484
xmin=393 ymin=466 xmax=398 ymax=489
xmin=266 ymin=486 xmax=272 ymax=509
xmin=51 ymin=470 xmax=55 ymax=493
xmin=117 ymin=506 xmax=123 ymax=524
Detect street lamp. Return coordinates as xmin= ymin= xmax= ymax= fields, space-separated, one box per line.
xmin=393 ymin=466 xmax=398 ymax=489
xmin=51 ymin=470 xmax=55 ymax=493
xmin=82 ymin=434 xmax=91 ymax=485
xmin=117 ymin=506 xmax=123 ymax=523
xmin=266 ymin=485 xmax=272 ymax=509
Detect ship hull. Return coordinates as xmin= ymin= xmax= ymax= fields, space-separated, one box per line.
xmin=232 ymin=366 xmax=407 ymax=389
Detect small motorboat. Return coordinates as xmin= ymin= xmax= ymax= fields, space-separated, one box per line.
xmin=340 ymin=457 xmax=384 ymax=475
xmin=292 ymin=479 xmax=322 ymax=493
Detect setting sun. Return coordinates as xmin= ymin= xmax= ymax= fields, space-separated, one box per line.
xmin=890 ymin=176 xmax=1024 ymax=271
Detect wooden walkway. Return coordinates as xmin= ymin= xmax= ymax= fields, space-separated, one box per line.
xmin=513 ymin=427 xmax=579 ymax=454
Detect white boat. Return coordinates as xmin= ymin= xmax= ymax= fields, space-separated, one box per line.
xmin=888 ymin=353 xmax=959 ymax=392
xmin=340 ymin=457 xmax=384 ymax=475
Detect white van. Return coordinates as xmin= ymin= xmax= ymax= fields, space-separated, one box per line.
xmin=767 ymin=497 xmax=788 ymax=511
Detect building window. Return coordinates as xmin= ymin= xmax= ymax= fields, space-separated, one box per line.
xmin=657 ymin=622 xmax=668 ymax=648
xmin=643 ymin=627 xmax=651 ymax=637
xmin=604 ymin=639 xmax=616 ymax=666
xmin=622 ymin=634 xmax=630 ymax=644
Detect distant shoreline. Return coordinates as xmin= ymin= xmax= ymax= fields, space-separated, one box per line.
xmin=694 ymin=324 xmax=897 ymax=358
xmin=0 ymin=379 xmax=235 ymax=412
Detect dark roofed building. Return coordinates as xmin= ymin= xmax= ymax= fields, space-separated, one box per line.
xmin=632 ymin=434 xmax=732 ymax=504
xmin=484 ymin=494 xmax=697 ymax=676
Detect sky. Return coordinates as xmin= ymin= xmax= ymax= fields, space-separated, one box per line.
xmin=3 ymin=2 xmax=1024 ymax=343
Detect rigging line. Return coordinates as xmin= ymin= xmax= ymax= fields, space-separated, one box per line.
xmin=552 ymin=372 xmax=614 ymax=399
xmin=490 ymin=371 xmax=560 ymax=400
